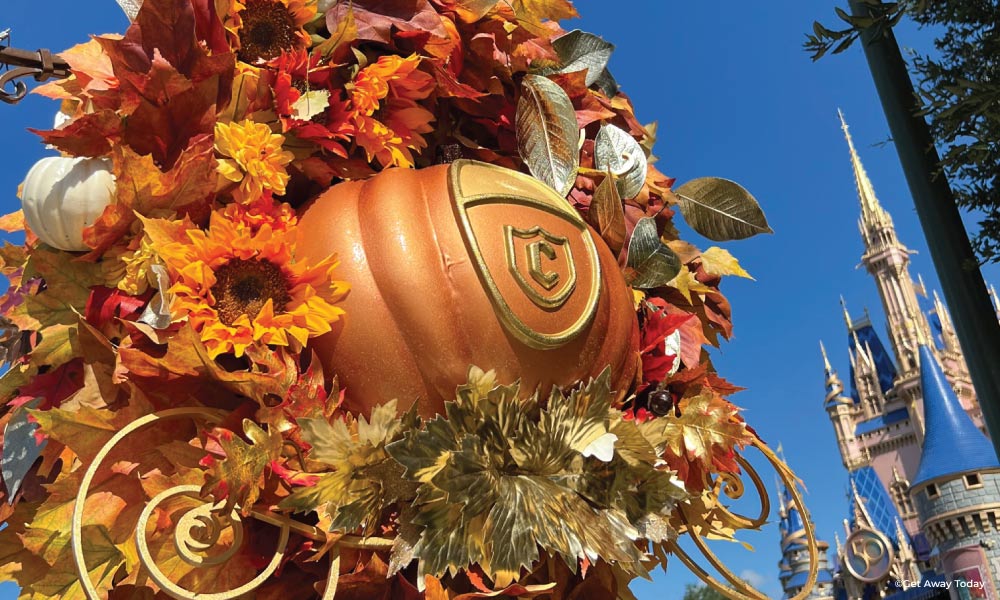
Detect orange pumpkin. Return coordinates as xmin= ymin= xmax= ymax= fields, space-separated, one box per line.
xmin=297 ymin=160 xmax=639 ymax=417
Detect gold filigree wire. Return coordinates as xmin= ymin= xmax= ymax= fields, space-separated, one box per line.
xmin=68 ymin=408 xmax=366 ymax=600
xmin=668 ymin=438 xmax=819 ymax=600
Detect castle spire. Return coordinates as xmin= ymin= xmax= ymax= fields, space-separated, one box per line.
xmin=840 ymin=295 xmax=853 ymax=330
xmin=839 ymin=109 xmax=891 ymax=231
xmin=839 ymin=111 xmax=931 ymax=375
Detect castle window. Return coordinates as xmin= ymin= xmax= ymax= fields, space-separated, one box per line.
xmin=926 ymin=484 xmax=940 ymax=499
xmin=890 ymin=480 xmax=916 ymax=517
xmin=965 ymin=474 xmax=983 ymax=489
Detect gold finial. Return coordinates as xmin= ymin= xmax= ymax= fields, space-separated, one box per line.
xmin=820 ymin=340 xmax=833 ymax=372
xmin=840 ymin=295 xmax=853 ymax=330
xmin=838 ymin=110 xmax=890 ymax=230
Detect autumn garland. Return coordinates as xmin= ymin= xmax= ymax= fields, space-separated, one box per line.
xmin=0 ymin=0 xmax=775 ymax=599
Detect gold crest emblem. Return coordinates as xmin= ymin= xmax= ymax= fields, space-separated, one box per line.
xmin=448 ymin=160 xmax=601 ymax=349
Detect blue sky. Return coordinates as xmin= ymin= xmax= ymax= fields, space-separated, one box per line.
xmin=2 ymin=2 xmax=999 ymax=599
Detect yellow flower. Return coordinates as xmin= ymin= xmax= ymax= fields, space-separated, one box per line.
xmin=143 ymin=211 xmax=348 ymax=359
xmin=117 ymin=234 xmax=164 ymax=295
xmin=215 ymin=119 xmax=295 ymax=203
xmin=225 ymin=0 xmax=316 ymax=64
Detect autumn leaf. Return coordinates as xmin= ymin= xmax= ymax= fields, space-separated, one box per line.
xmin=119 ymin=324 xmax=290 ymax=404
xmin=14 ymin=247 xmax=104 ymax=332
xmin=509 ymin=0 xmax=578 ymax=36
xmin=0 ymin=210 xmax=24 ymax=233
xmin=447 ymin=0 xmax=501 ymax=23
xmin=203 ymin=419 xmax=283 ymax=514
xmin=30 ymin=110 xmax=122 ymax=158
xmin=699 ymin=246 xmax=754 ymax=280
xmin=667 ymin=265 xmax=714 ymax=304
xmin=83 ymin=135 xmax=216 ymax=259
xmin=326 ymin=0 xmax=448 ymax=45
xmin=647 ymin=393 xmax=752 ymax=491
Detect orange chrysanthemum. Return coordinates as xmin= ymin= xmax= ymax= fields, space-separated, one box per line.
xmin=348 ymin=54 xmax=435 ymax=168
xmin=225 ymin=0 xmax=316 ymax=64
xmin=143 ymin=210 xmax=347 ymax=359
xmin=216 ymin=119 xmax=295 ymax=203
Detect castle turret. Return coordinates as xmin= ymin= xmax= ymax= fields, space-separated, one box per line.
xmin=777 ymin=480 xmax=835 ymax=600
xmin=911 ymin=346 xmax=1000 ymax=593
xmin=823 ymin=341 xmax=864 ymax=471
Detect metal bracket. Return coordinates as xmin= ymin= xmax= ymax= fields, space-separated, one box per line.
xmin=0 ymin=30 xmax=71 ymax=105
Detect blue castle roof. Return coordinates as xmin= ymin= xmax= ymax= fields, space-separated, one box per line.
xmin=848 ymin=322 xmax=897 ymax=404
xmin=912 ymin=345 xmax=999 ymax=487
xmin=848 ymin=466 xmax=906 ymax=547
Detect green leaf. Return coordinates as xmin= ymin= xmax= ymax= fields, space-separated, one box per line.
xmin=674 ymin=177 xmax=773 ymax=241
xmin=624 ymin=217 xmax=681 ymax=289
xmin=516 ymin=74 xmax=580 ymax=197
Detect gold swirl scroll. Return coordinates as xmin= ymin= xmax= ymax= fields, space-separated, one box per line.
xmin=68 ymin=408 xmax=347 ymax=600
xmin=668 ymin=438 xmax=820 ymax=600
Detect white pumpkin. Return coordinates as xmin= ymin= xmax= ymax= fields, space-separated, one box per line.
xmin=20 ymin=156 xmax=116 ymax=252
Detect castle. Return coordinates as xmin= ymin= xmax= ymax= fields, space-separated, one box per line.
xmin=776 ymin=113 xmax=1000 ymax=600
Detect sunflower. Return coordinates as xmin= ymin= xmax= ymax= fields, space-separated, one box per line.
xmin=143 ymin=211 xmax=347 ymax=359
xmin=215 ymin=119 xmax=295 ymax=203
xmin=225 ymin=0 xmax=316 ymax=64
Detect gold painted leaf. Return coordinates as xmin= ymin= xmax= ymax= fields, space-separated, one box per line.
xmin=624 ymin=217 xmax=681 ymax=289
xmin=594 ymin=124 xmax=647 ymax=199
xmin=700 ymin=246 xmax=754 ymax=280
xmin=516 ymin=74 xmax=580 ymax=197
xmin=586 ymin=173 xmax=626 ymax=256
xmin=388 ymin=369 xmax=665 ymax=584
xmin=283 ymin=401 xmax=415 ymax=533
xmin=674 ymin=177 xmax=773 ymax=241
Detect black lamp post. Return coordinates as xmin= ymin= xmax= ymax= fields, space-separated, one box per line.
xmin=848 ymin=0 xmax=1000 ymax=459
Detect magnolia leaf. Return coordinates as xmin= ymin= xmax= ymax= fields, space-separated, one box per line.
xmin=595 ymin=124 xmax=647 ymax=199
xmin=116 ymin=0 xmax=142 ymax=20
xmin=586 ymin=174 xmax=626 ymax=256
xmin=516 ymin=74 xmax=579 ymax=197
xmin=595 ymin=70 xmax=619 ymax=99
xmin=551 ymin=30 xmax=614 ymax=87
xmin=1 ymin=399 xmax=46 ymax=501
xmin=700 ymin=246 xmax=754 ymax=279
xmin=624 ymin=217 xmax=681 ymax=289
xmin=674 ymin=178 xmax=773 ymax=241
